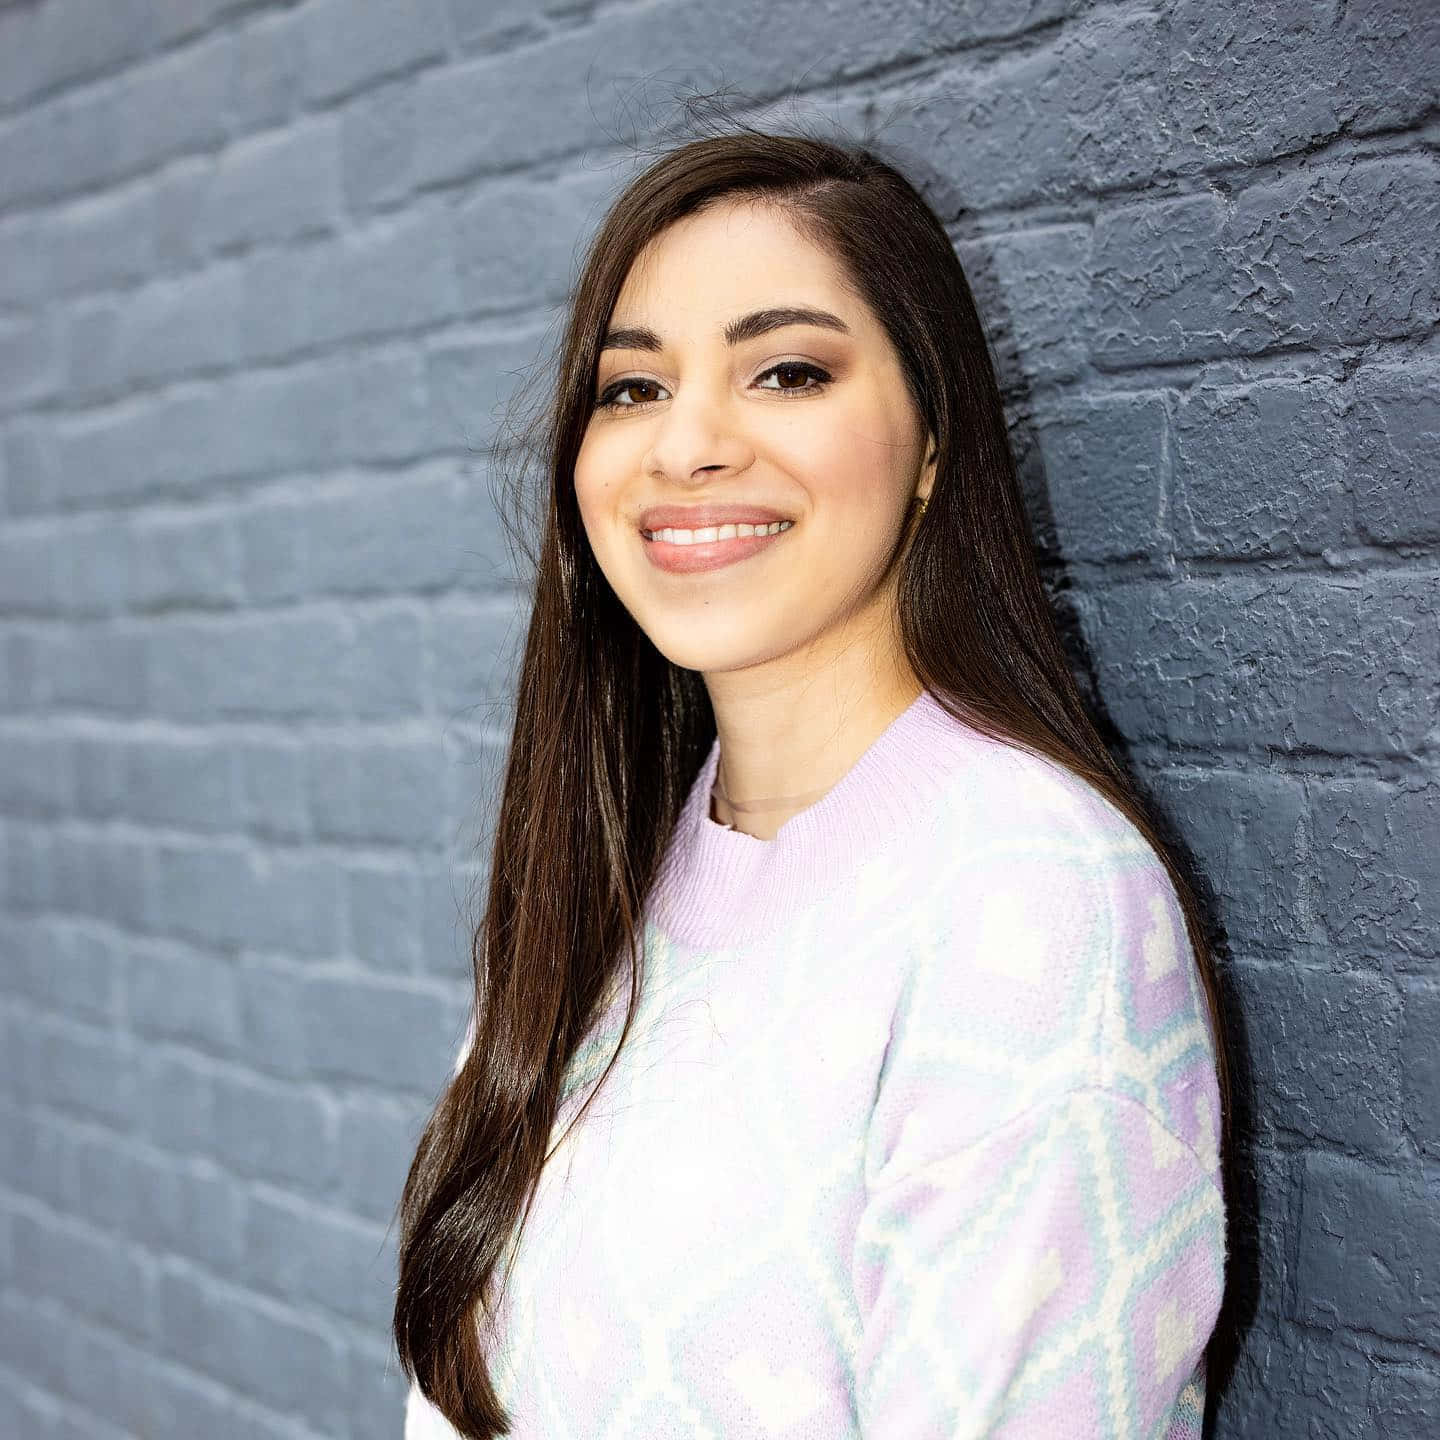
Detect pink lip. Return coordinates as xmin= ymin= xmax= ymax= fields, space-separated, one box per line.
xmin=641 ymin=521 xmax=796 ymax=574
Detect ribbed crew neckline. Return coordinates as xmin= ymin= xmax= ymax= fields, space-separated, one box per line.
xmin=647 ymin=686 xmax=981 ymax=948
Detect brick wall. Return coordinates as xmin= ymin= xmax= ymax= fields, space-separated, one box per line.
xmin=0 ymin=1 xmax=1435 ymax=1436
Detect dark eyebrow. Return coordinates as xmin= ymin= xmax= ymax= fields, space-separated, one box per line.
xmin=599 ymin=305 xmax=852 ymax=354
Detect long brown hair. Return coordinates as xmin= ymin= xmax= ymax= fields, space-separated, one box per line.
xmin=392 ymin=107 xmax=1234 ymax=1437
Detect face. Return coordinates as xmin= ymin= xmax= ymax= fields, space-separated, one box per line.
xmin=573 ymin=200 xmax=936 ymax=682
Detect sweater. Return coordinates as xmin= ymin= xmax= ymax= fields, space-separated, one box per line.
xmin=405 ymin=686 xmax=1227 ymax=1439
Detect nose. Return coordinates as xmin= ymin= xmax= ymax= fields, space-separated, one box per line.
xmin=642 ymin=380 xmax=754 ymax=486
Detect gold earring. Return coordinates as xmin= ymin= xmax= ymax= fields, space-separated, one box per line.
xmin=916 ymin=494 xmax=929 ymax=517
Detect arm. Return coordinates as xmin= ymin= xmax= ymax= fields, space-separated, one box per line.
xmin=852 ymin=786 xmax=1227 ymax=1437
xmin=851 ymin=1083 xmax=1225 ymax=1437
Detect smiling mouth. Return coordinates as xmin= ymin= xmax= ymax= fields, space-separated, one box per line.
xmin=639 ymin=518 xmax=798 ymax=575
xmin=640 ymin=520 xmax=795 ymax=544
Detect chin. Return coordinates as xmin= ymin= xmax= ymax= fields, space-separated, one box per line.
xmin=637 ymin=616 xmax=793 ymax=676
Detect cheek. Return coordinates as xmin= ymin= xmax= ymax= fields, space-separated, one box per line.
xmin=572 ymin=444 xmax=618 ymax=539
xmin=790 ymin=421 xmax=907 ymax=526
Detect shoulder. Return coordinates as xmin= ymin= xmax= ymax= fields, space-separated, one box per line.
xmin=896 ymin=727 xmax=1220 ymax=1155
xmin=923 ymin=718 xmax=1159 ymax=874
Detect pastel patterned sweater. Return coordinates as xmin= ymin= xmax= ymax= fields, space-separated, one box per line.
xmin=405 ymin=687 xmax=1228 ymax=1438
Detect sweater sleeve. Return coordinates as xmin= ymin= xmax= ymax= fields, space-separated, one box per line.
xmin=851 ymin=787 xmax=1227 ymax=1438
xmin=850 ymin=1084 xmax=1224 ymax=1438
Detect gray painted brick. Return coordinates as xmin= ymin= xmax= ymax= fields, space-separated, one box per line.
xmin=19 ymin=1021 xmax=138 ymax=1128
xmin=339 ymin=349 xmax=434 ymax=463
xmin=335 ymin=1093 xmax=431 ymax=1222
xmin=346 ymin=861 xmax=425 ymax=974
xmin=5 ymin=822 xmax=58 ymax=914
xmin=0 ymin=526 xmax=58 ymax=616
xmin=149 ymin=836 xmax=343 ymax=958
xmin=453 ymin=171 xmax=615 ymax=315
xmin=415 ymin=0 xmax=1075 ymax=191
xmin=46 ymin=1125 xmax=145 ymax=1235
xmin=12 ymin=1209 xmax=156 ymax=1342
xmin=1022 ymin=392 xmax=1167 ymax=562
xmin=126 ymin=942 xmax=244 ymax=1051
xmin=1087 ymin=574 xmax=1439 ymax=755
xmin=137 ymin=1049 xmax=218 ymax=1156
xmin=156 ymin=1266 xmax=349 ymax=1431
xmin=301 ymin=972 xmax=453 ymax=1090
xmin=308 ymin=203 xmax=462 ymax=347
xmin=1401 ymin=983 xmax=1440 ymax=1159
xmin=151 ymin=156 xmax=220 ymax=273
xmin=296 ymin=0 xmax=449 ymax=107
xmin=67 ymin=263 xmax=243 ymax=396
xmin=304 ymin=466 xmax=471 ymax=595
xmin=1296 ymin=1148 xmax=1440 ymax=1347
xmin=340 ymin=78 xmax=417 ymax=216
xmin=144 ymin=612 xmax=411 ymax=723
xmin=1369 ymin=1360 xmax=1440 ymax=1440
xmin=972 ymin=223 xmax=1092 ymax=386
xmin=10 ymin=918 xmax=119 ymax=1025
xmin=51 ymin=515 xmax=135 ymax=616
xmin=0 ymin=1291 xmax=71 ymax=1397
xmin=4 ymin=4 xmax=1438 ymax=1435
xmin=0 ymin=213 xmax=50 ymax=306
xmin=48 ymin=626 xmax=147 ymax=714
xmin=1221 ymin=1318 xmax=1378 ymax=1439
xmin=425 ymin=325 xmax=550 ymax=455
xmin=200 ymin=117 xmax=343 ymax=255
xmin=1309 ymin=780 xmax=1439 ymax=966
xmin=1221 ymin=1145 xmax=1296 ymax=1325
xmin=106 ymin=33 xmax=235 ymax=182
xmin=236 ymin=739 xmax=311 ymax=842
xmin=1230 ymin=960 xmax=1404 ymax=1155
xmin=1345 ymin=363 xmax=1440 ymax=547
xmin=50 ymin=184 xmax=156 ymax=298
xmin=245 ymin=1191 xmax=393 ymax=1326
xmin=128 ymin=1149 xmax=248 ymax=1274
xmin=51 ymin=829 xmax=148 ymax=929
xmin=2 ymin=426 xmax=57 ymax=517
xmin=0 ymin=0 xmax=155 ymax=111
xmin=1093 ymin=157 xmax=1440 ymax=368
xmin=429 ymin=594 xmax=528 ymax=720
xmin=124 ymin=737 xmax=242 ymax=832
xmin=0 ymin=734 xmax=71 ymax=817
xmin=1164 ymin=0 xmax=1440 ymax=171
xmin=226 ymin=7 xmax=305 ymax=134
xmin=448 ymin=0 xmax=554 ymax=56
xmin=73 ymin=733 xmax=128 ymax=818
xmin=239 ymin=967 xmax=314 ymax=1082
xmin=213 ymin=1070 xmax=336 ymax=1193
xmin=133 ymin=509 xmax=244 ymax=612
xmin=0 ymin=312 xmax=60 ymax=409
xmin=1172 ymin=378 xmax=1354 ymax=558
xmin=899 ymin=10 xmax=1166 ymax=212
xmin=418 ymin=855 xmax=479 ymax=980
xmin=308 ymin=738 xmax=447 ymax=848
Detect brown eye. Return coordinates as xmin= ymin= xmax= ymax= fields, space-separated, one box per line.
xmin=756 ymin=362 xmax=831 ymax=394
xmin=596 ymin=378 xmax=668 ymax=409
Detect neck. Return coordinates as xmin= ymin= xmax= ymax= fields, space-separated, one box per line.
xmin=648 ymin=684 xmax=972 ymax=948
xmin=705 ymin=671 xmax=924 ymax=841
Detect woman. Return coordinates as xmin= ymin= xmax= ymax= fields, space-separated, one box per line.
xmin=396 ymin=118 xmax=1231 ymax=1439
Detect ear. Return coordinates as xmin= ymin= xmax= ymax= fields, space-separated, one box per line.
xmin=919 ymin=431 xmax=938 ymax=500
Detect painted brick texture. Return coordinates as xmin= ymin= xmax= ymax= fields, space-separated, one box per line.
xmin=0 ymin=2 xmax=1435 ymax=1436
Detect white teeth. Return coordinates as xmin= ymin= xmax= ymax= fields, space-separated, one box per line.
xmin=646 ymin=520 xmax=794 ymax=544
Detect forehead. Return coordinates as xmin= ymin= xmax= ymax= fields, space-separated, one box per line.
xmin=609 ymin=201 xmax=868 ymax=338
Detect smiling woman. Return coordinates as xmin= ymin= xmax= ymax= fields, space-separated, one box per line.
xmin=571 ymin=207 xmax=936 ymax=736
xmin=394 ymin=113 xmax=1231 ymax=1440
